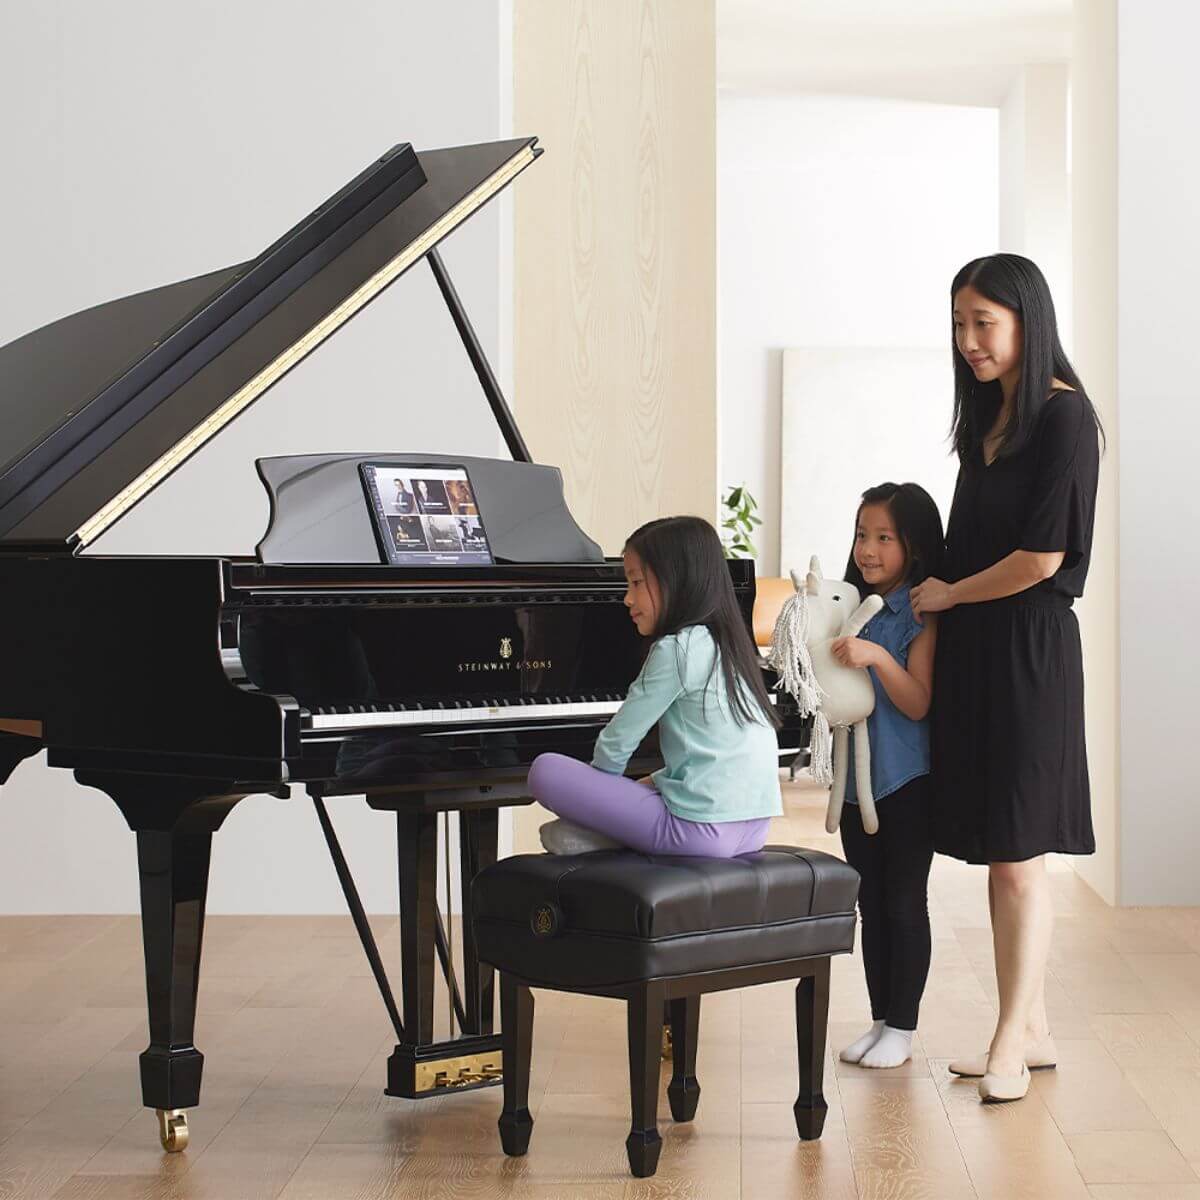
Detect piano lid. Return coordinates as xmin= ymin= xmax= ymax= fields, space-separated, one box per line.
xmin=0 ymin=137 xmax=541 ymax=552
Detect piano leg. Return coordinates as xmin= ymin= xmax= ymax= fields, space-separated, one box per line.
xmin=74 ymin=771 xmax=243 ymax=1152
xmin=387 ymin=810 xmax=437 ymax=1095
xmin=136 ymin=829 xmax=212 ymax=1153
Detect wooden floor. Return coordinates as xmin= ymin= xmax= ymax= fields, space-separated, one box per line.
xmin=4 ymin=780 xmax=1200 ymax=1199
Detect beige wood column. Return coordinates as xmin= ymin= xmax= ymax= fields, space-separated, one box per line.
xmin=511 ymin=1 xmax=716 ymax=853
xmin=513 ymin=0 xmax=717 ymax=555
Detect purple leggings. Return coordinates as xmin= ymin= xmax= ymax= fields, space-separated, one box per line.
xmin=527 ymin=753 xmax=771 ymax=858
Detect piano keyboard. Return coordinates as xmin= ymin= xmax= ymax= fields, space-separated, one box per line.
xmin=307 ymin=696 xmax=624 ymax=731
xmin=306 ymin=690 xmax=784 ymax=732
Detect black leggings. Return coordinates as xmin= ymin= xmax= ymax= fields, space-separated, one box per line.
xmin=839 ymin=774 xmax=934 ymax=1031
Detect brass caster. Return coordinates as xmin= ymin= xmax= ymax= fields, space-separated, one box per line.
xmin=660 ymin=1024 xmax=673 ymax=1060
xmin=157 ymin=1108 xmax=189 ymax=1153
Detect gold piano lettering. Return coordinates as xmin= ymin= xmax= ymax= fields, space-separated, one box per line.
xmin=457 ymin=659 xmax=553 ymax=673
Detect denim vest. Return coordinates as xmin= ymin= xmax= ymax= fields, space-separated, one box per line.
xmin=843 ymin=585 xmax=930 ymax=805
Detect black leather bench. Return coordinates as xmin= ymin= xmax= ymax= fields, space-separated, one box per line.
xmin=471 ymin=846 xmax=859 ymax=1178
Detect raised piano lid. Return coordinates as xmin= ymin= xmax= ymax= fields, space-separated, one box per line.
xmin=0 ymin=137 xmax=541 ymax=553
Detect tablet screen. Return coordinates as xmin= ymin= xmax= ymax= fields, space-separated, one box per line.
xmin=359 ymin=463 xmax=493 ymax=565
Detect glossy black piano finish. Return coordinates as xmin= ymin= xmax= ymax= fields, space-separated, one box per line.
xmin=0 ymin=136 xmax=805 ymax=1151
xmin=0 ymin=548 xmax=787 ymax=1120
xmin=0 ymin=548 xmax=797 ymax=1134
xmin=0 ymin=144 xmax=427 ymax=546
xmin=0 ymin=138 xmax=538 ymax=552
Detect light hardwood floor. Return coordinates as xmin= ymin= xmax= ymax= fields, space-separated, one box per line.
xmin=3 ymin=778 xmax=1200 ymax=1199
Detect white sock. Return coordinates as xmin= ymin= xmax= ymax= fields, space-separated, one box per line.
xmin=839 ymin=1019 xmax=886 ymax=1064
xmin=539 ymin=818 xmax=621 ymax=855
xmin=860 ymin=1026 xmax=914 ymax=1069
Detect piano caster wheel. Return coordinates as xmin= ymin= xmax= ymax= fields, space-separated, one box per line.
xmin=660 ymin=1024 xmax=673 ymax=1060
xmin=156 ymin=1108 xmax=189 ymax=1153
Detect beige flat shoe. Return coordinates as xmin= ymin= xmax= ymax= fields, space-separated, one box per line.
xmin=979 ymin=1063 xmax=1030 ymax=1103
xmin=948 ymin=1037 xmax=1057 ymax=1079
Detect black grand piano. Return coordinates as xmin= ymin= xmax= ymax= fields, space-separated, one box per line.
xmin=0 ymin=137 xmax=805 ymax=1152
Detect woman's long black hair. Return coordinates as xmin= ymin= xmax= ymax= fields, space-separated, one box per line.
xmin=950 ymin=254 xmax=1104 ymax=462
xmin=625 ymin=516 xmax=780 ymax=729
xmin=843 ymin=482 xmax=945 ymax=596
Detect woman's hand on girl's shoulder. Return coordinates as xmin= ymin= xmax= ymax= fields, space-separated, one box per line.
xmin=910 ymin=578 xmax=956 ymax=622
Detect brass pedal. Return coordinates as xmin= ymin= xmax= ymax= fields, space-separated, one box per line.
xmin=414 ymin=1050 xmax=503 ymax=1094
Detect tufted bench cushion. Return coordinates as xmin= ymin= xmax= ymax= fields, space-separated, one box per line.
xmin=471 ymin=846 xmax=858 ymax=989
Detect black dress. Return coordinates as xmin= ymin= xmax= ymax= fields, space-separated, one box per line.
xmin=931 ymin=390 xmax=1100 ymax=864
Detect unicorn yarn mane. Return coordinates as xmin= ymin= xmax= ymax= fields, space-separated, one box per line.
xmin=767 ymin=590 xmax=835 ymax=786
xmin=766 ymin=589 xmax=823 ymax=715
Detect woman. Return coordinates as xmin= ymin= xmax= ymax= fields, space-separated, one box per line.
xmin=911 ymin=254 xmax=1102 ymax=1104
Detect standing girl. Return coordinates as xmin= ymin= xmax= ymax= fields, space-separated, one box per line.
xmin=911 ymin=254 xmax=1102 ymax=1103
xmin=832 ymin=483 xmax=945 ymax=1070
xmin=528 ymin=515 xmax=782 ymax=858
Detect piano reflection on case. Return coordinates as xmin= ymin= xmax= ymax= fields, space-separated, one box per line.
xmin=0 ymin=137 xmax=807 ymax=1152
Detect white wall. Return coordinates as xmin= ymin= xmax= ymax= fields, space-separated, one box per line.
xmin=1070 ymin=0 xmax=1120 ymax=905
xmin=718 ymin=93 xmax=998 ymax=577
xmin=0 ymin=0 xmax=509 ymax=912
xmin=998 ymin=64 xmax=1071 ymax=346
xmin=779 ymin=348 xmax=956 ymax=577
xmin=1114 ymin=0 xmax=1200 ymax=904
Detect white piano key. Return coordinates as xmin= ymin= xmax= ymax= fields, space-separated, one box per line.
xmin=307 ymin=698 xmax=623 ymax=731
xmin=306 ymin=691 xmax=782 ymax=732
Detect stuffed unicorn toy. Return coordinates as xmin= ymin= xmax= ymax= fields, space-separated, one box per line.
xmin=768 ymin=556 xmax=885 ymax=835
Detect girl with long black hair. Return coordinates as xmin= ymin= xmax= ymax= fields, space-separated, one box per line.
xmin=833 ymin=482 xmax=944 ymax=1071
xmin=911 ymin=254 xmax=1103 ymax=1103
xmin=528 ymin=515 xmax=782 ymax=857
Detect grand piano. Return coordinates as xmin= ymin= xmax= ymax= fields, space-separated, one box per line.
xmin=0 ymin=137 xmax=806 ymax=1152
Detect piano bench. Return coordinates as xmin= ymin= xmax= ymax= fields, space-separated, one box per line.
xmin=470 ymin=846 xmax=859 ymax=1178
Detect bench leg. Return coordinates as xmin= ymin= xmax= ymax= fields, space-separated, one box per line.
xmin=794 ymin=958 xmax=830 ymax=1140
xmin=498 ymin=973 xmax=534 ymax=1156
xmin=626 ymin=982 xmax=665 ymax=1177
xmin=667 ymin=995 xmax=701 ymax=1122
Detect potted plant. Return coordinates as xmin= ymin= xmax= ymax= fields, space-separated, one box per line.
xmin=720 ymin=485 xmax=762 ymax=560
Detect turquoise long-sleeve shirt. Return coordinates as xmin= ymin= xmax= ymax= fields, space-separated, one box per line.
xmin=591 ymin=625 xmax=783 ymax=823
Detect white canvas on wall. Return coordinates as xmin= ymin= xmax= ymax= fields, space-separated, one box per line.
xmin=779 ymin=347 xmax=960 ymax=580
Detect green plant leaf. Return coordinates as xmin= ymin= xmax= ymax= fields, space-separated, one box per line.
xmin=719 ymin=482 xmax=762 ymax=562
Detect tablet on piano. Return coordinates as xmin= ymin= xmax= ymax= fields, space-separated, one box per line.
xmin=359 ymin=461 xmax=494 ymax=565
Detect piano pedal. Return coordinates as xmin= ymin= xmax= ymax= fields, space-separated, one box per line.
xmin=414 ymin=1052 xmax=503 ymax=1094
xmin=156 ymin=1108 xmax=189 ymax=1153
xmin=660 ymin=1024 xmax=673 ymax=1060
xmin=391 ymin=1045 xmax=505 ymax=1097
xmin=431 ymin=1060 xmax=504 ymax=1090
